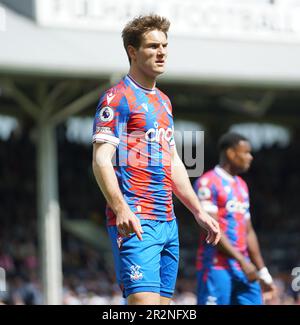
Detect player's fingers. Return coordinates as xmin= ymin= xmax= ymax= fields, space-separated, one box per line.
xmin=206 ymin=230 xmax=213 ymax=244
xmin=205 ymin=219 xmax=220 ymax=245
xmin=211 ymin=219 xmax=220 ymax=232
xmin=118 ymin=227 xmax=127 ymax=237
xmin=209 ymin=232 xmax=218 ymax=246
xmin=134 ymin=216 xmax=144 ymax=234
xmin=210 ymin=220 xmax=221 ymax=245
xmin=130 ymin=219 xmax=143 ymax=241
xmin=117 ymin=223 xmax=131 ymax=237
xmin=212 ymin=228 xmax=221 ymax=246
xmin=134 ymin=227 xmax=143 ymax=241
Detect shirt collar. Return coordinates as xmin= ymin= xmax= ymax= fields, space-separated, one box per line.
xmin=214 ymin=165 xmax=236 ymax=183
xmin=125 ymin=74 xmax=156 ymax=94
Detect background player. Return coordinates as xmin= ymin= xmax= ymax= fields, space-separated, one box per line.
xmin=194 ymin=132 xmax=276 ymax=305
xmin=92 ymin=15 xmax=220 ymax=305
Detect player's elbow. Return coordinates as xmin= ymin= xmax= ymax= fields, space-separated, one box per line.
xmin=92 ymin=153 xmax=106 ymax=172
xmin=92 ymin=148 xmax=112 ymax=170
xmin=92 ymin=148 xmax=102 ymax=175
xmin=92 ymin=158 xmax=98 ymax=174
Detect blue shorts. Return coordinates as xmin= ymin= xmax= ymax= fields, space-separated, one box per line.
xmin=107 ymin=219 xmax=179 ymax=298
xmin=197 ymin=268 xmax=263 ymax=305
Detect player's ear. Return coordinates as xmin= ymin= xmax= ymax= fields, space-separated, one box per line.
xmin=226 ymin=147 xmax=235 ymax=160
xmin=127 ymin=45 xmax=137 ymax=62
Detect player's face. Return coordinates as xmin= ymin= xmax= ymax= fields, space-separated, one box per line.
xmin=134 ymin=29 xmax=168 ymax=78
xmin=230 ymin=140 xmax=253 ymax=173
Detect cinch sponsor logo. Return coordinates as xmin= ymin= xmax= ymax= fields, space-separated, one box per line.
xmin=226 ymin=200 xmax=249 ymax=214
xmin=145 ymin=122 xmax=173 ymax=143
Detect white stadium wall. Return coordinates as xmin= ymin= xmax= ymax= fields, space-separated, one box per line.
xmin=1 ymin=0 xmax=300 ymax=86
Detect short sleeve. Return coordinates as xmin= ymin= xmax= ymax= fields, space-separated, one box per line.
xmin=92 ymin=91 xmax=130 ymax=147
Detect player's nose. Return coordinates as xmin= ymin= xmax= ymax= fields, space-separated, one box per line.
xmin=157 ymin=44 xmax=166 ymax=55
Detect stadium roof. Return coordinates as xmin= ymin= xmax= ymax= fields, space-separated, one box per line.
xmin=0 ymin=4 xmax=128 ymax=78
xmin=2 ymin=2 xmax=300 ymax=87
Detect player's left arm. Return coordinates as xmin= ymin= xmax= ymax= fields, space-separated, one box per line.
xmin=247 ymin=218 xmax=265 ymax=270
xmin=247 ymin=219 xmax=276 ymax=293
xmin=170 ymin=145 xmax=221 ymax=245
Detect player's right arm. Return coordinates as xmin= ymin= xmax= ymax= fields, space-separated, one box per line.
xmin=195 ymin=178 xmax=258 ymax=282
xmin=215 ymin=230 xmax=258 ymax=282
xmin=92 ymin=142 xmax=143 ymax=240
xmin=92 ymin=90 xmax=143 ymax=240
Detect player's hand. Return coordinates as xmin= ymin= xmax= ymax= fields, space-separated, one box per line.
xmin=240 ymin=259 xmax=258 ymax=282
xmin=261 ymin=282 xmax=277 ymax=304
xmin=195 ymin=211 xmax=221 ymax=246
xmin=260 ymin=280 xmax=276 ymax=294
xmin=116 ymin=208 xmax=144 ymax=241
xmin=259 ymin=267 xmax=277 ymax=302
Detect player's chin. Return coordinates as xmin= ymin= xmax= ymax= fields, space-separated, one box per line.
xmin=153 ymin=66 xmax=165 ymax=74
xmin=148 ymin=69 xmax=164 ymax=79
xmin=244 ymin=164 xmax=251 ymax=172
xmin=240 ymin=164 xmax=250 ymax=173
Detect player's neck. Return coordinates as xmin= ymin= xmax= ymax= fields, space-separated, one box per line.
xmin=128 ymin=68 xmax=156 ymax=90
xmin=219 ymin=163 xmax=237 ymax=177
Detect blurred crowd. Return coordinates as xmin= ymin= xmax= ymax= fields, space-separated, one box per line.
xmin=0 ymin=125 xmax=299 ymax=305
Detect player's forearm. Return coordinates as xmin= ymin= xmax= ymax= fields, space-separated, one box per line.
xmin=247 ymin=228 xmax=265 ymax=270
xmin=171 ymin=157 xmax=204 ymax=216
xmin=217 ymin=232 xmax=246 ymax=264
xmin=92 ymin=156 xmax=129 ymax=215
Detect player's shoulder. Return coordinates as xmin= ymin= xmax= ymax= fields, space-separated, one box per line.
xmin=194 ymin=169 xmax=219 ymax=201
xmin=156 ymin=88 xmax=173 ymax=118
xmin=236 ymin=175 xmax=249 ymax=190
xmin=156 ymin=87 xmax=171 ymax=103
xmin=99 ymin=79 xmax=129 ymax=108
xmin=195 ymin=169 xmax=216 ymax=187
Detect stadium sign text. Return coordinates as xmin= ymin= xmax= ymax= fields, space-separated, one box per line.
xmin=0 ymin=6 xmax=6 ymax=32
xmin=34 ymin=0 xmax=300 ymax=44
